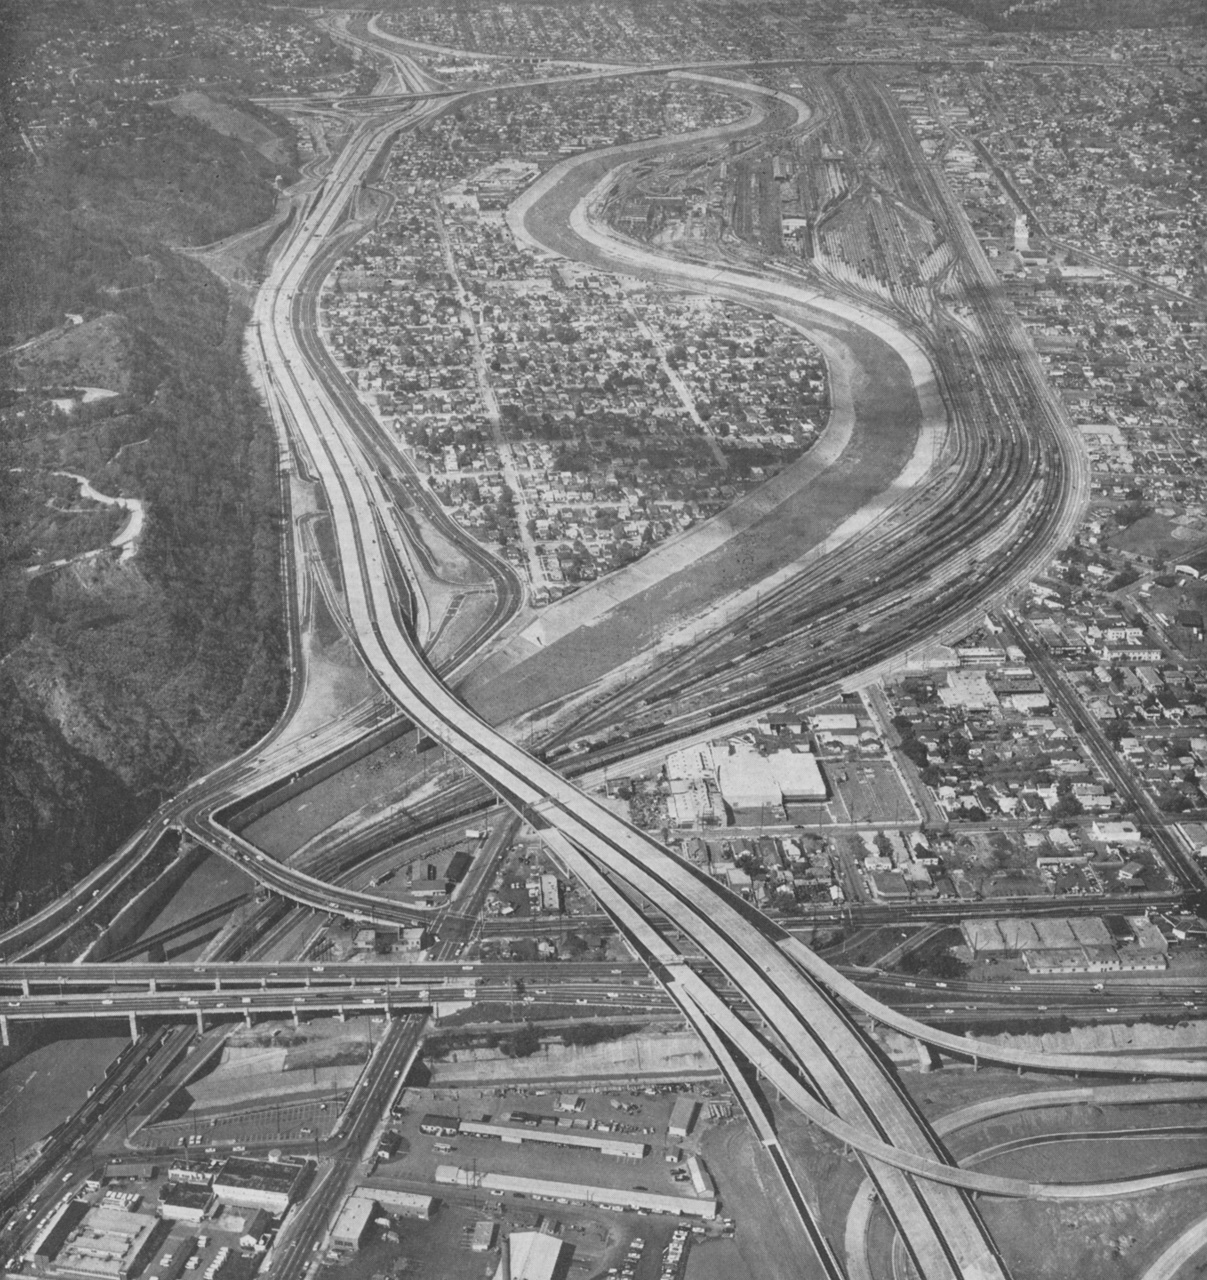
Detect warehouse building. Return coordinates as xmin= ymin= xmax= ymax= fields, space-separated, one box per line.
xmin=493 ymin=1232 xmax=566 ymax=1280
xmin=103 ymin=1164 xmax=156 ymax=1183
xmin=330 ymin=1193 xmax=376 ymax=1255
xmin=33 ymin=1204 xmax=162 ymax=1280
xmin=419 ymin=1114 xmax=462 ymax=1136
xmin=685 ymin=1156 xmax=714 ymax=1200
xmin=157 ymin=1182 xmax=216 ymax=1224
xmin=458 ymin=1120 xmax=645 ymax=1160
xmin=435 ymin=1167 xmax=717 ymax=1219
xmin=471 ymin=1221 xmax=497 ymax=1252
xmin=212 ymin=1157 xmax=307 ymax=1215
xmin=360 ymin=1188 xmax=433 ymax=1220
xmin=668 ymin=1096 xmax=699 ymax=1140
xmin=715 ymin=745 xmax=826 ymax=818
xmin=29 ymin=1200 xmax=89 ymax=1271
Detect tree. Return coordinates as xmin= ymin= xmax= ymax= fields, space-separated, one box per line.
xmin=902 ymin=739 xmax=930 ymax=769
xmin=1051 ymin=792 xmax=1083 ymax=820
xmin=504 ymin=1023 xmax=541 ymax=1058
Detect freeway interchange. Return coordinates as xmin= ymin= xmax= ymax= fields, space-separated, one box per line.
xmin=4 ymin=27 xmax=1206 ymax=1280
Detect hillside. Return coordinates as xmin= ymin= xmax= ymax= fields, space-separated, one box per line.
xmin=0 ymin=0 xmax=370 ymax=924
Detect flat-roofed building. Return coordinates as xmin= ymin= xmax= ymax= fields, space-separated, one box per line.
xmin=212 ymin=1157 xmax=307 ymax=1215
xmin=1127 ymin=916 xmax=1169 ymax=953
xmin=103 ymin=1164 xmax=155 ymax=1182
xmin=471 ymin=1220 xmax=497 ymax=1252
xmin=716 ymin=746 xmax=825 ymax=817
xmin=1090 ymin=820 xmax=1141 ymax=844
xmin=330 ymin=1193 xmax=375 ymax=1255
xmin=29 ymin=1200 xmax=89 ymax=1271
xmin=360 ymin=1189 xmax=432 ymax=1220
xmin=38 ymin=1205 xmax=160 ymax=1280
xmin=539 ymin=874 xmax=561 ymax=914
xmin=458 ymin=1120 xmax=645 ymax=1160
xmin=811 ymin=713 xmax=858 ymax=733
xmin=436 ymin=1167 xmax=717 ymax=1219
xmin=668 ymin=1096 xmax=699 ymax=1140
xmin=685 ymin=1156 xmax=714 ymax=1200
xmin=157 ymin=1183 xmax=215 ymax=1223
xmin=419 ymin=1114 xmax=461 ymax=1136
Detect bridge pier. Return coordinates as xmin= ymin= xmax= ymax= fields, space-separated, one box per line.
xmin=128 ymin=1011 xmax=138 ymax=1040
xmin=149 ymin=978 xmax=157 ymax=993
xmin=244 ymin=1010 xmax=252 ymax=1029
xmin=1 ymin=1015 xmax=8 ymax=1047
xmin=292 ymin=1006 xmax=300 ymax=1029
xmin=196 ymin=1009 xmax=204 ymax=1035
xmin=914 ymin=1039 xmax=940 ymax=1073
xmin=214 ymin=977 xmax=222 ymax=992
xmin=21 ymin=978 xmax=29 ymax=997
xmin=337 ymin=1006 xmax=346 ymax=1023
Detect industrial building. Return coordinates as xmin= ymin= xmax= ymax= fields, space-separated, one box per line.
xmin=961 ymin=917 xmax=1113 ymax=955
xmin=961 ymin=915 xmax=1168 ymax=974
xmin=211 ymin=1157 xmax=307 ymax=1215
xmin=30 ymin=1204 xmax=163 ymax=1280
xmin=538 ymin=874 xmax=561 ymax=913
xmin=103 ymin=1165 xmax=156 ymax=1183
xmin=359 ymin=1188 xmax=433 ymax=1219
xmin=458 ymin=1120 xmax=646 ymax=1160
xmin=685 ymin=1156 xmax=714 ymax=1200
xmin=435 ymin=1166 xmax=718 ymax=1219
xmin=471 ymin=1221 xmax=497 ymax=1252
xmin=493 ymin=1232 xmax=566 ymax=1280
xmin=29 ymin=1200 xmax=89 ymax=1272
xmin=715 ymin=744 xmax=826 ymax=817
xmin=668 ymin=1097 xmax=699 ymax=1140
xmin=157 ymin=1183 xmax=216 ymax=1224
xmin=330 ymin=1193 xmax=377 ymax=1255
xmin=214 ymin=1208 xmax=271 ymax=1248
xmin=419 ymin=1114 xmax=462 ymax=1136
xmin=156 ymin=1237 xmax=197 ymax=1280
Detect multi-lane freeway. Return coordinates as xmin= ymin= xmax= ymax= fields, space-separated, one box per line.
xmin=6 ymin=22 xmax=1206 ymax=1280
xmin=231 ymin=39 xmax=1207 ymax=1278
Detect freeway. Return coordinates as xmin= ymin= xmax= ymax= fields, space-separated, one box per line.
xmin=6 ymin=29 xmax=1198 ymax=1280
xmin=0 ymin=960 xmax=646 ymax=989
xmin=251 ymin=76 xmax=1010 ymax=1280
xmin=238 ymin=36 xmax=1207 ymax=1273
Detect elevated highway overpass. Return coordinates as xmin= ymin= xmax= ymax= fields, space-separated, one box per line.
xmin=0 ymin=959 xmax=646 ymax=991
xmin=238 ymin=47 xmax=1207 ymax=1277
xmin=0 ymin=983 xmax=441 ymax=1043
xmin=8 ymin=31 xmax=1200 ymax=1280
